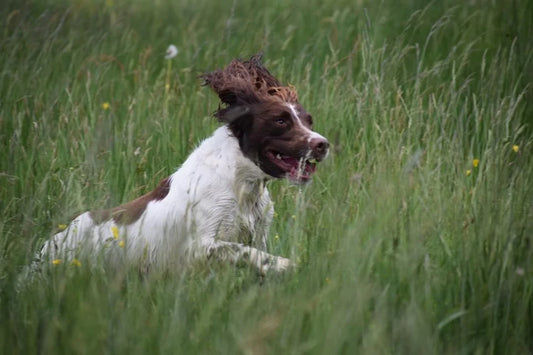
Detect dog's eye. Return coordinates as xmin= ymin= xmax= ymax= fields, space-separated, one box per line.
xmin=275 ymin=118 xmax=288 ymax=126
xmin=272 ymin=111 xmax=291 ymax=128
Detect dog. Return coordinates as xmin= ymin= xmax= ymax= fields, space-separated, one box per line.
xmin=39 ymin=55 xmax=329 ymax=275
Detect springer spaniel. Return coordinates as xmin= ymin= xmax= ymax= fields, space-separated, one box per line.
xmin=39 ymin=55 xmax=329 ymax=275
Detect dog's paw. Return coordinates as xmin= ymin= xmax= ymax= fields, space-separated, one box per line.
xmin=261 ymin=255 xmax=296 ymax=274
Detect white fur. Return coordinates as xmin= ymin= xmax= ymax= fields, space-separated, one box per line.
xmin=287 ymin=103 xmax=328 ymax=145
xmin=41 ymin=126 xmax=293 ymax=274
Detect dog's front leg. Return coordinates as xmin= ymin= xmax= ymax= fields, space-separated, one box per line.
xmin=205 ymin=241 xmax=295 ymax=275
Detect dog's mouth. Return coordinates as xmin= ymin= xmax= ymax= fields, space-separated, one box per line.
xmin=265 ymin=150 xmax=321 ymax=183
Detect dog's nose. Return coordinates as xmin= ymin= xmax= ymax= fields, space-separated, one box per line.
xmin=310 ymin=136 xmax=330 ymax=157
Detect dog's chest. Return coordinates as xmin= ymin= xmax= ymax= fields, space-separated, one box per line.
xmin=217 ymin=181 xmax=273 ymax=246
xmin=236 ymin=198 xmax=268 ymax=243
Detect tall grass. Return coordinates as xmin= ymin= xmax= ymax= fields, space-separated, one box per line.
xmin=1 ymin=0 xmax=532 ymax=353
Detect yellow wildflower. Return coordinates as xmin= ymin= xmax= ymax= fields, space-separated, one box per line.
xmin=111 ymin=226 xmax=119 ymax=239
xmin=291 ymin=215 xmax=296 ymax=220
xmin=472 ymin=159 xmax=479 ymax=168
xmin=512 ymin=145 xmax=519 ymax=153
xmin=165 ymin=83 xmax=170 ymax=90
xmin=119 ymin=240 xmax=125 ymax=248
xmin=274 ymin=234 xmax=279 ymax=240
xmin=52 ymin=259 xmax=62 ymax=265
xmin=57 ymin=224 xmax=68 ymax=231
xmin=466 ymin=170 xmax=472 ymax=176
xmin=71 ymin=259 xmax=81 ymax=267
xmin=101 ymin=102 xmax=111 ymax=110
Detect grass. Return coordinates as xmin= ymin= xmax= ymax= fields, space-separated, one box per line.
xmin=1 ymin=0 xmax=532 ymax=353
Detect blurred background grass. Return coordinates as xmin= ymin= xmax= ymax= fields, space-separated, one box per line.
xmin=1 ymin=0 xmax=532 ymax=353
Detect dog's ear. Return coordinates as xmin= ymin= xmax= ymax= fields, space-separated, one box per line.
xmin=202 ymin=71 xmax=261 ymax=106
xmin=216 ymin=106 xmax=250 ymax=124
xmin=202 ymin=55 xmax=274 ymax=107
xmin=202 ymin=54 xmax=299 ymax=109
xmin=215 ymin=105 xmax=253 ymax=140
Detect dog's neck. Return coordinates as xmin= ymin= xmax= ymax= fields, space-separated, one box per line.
xmin=218 ymin=125 xmax=271 ymax=202
xmin=171 ymin=125 xmax=271 ymax=202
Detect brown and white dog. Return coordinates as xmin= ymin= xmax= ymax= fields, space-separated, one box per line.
xmin=39 ymin=55 xmax=329 ymax=274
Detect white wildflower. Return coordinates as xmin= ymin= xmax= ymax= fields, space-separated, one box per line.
xmin=165 ymin=44 xmax=178 ymax=59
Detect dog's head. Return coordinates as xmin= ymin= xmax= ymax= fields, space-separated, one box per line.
xmin=202 ymin=54 xmax=329 ymax=184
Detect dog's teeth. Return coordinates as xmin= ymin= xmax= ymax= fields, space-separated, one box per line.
xmin=276 ymin=154 xmax=282 ymax=160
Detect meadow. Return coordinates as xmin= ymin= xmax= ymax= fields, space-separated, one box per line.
xmin=1 ymin=0 xmax=532 ymax=353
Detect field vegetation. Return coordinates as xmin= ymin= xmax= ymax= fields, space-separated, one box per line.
xmin=1 ymin=0 xmax=532 ymax=353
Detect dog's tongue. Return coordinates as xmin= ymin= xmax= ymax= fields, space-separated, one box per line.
xmin=283 ymin=157 xmax=316 ymax=181
xmin=281 ymin=156 xmax=300 ymax=168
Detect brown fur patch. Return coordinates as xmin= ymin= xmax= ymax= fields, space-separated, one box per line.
xmin=90 ymin=177 xmax=171 ymax=225
xmin=202 ymin=54 xmax=299 ymax=120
